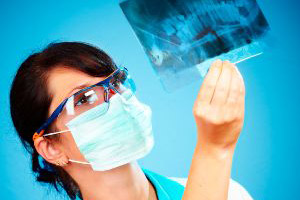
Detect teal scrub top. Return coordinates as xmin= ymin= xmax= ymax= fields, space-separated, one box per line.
xmin=142 ymin=168 xmax=185 ymax=200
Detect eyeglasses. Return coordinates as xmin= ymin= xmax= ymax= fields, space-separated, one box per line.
xmin=32 ymin=67 xmax=136 ymax=141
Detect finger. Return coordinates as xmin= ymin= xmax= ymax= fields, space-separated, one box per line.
xmin=236 ymin=65 xmax=244 ymax=81
xmin=211 ymin=61 xmax=233 ymax=106
xmin=223 ymin=65 xmax=240 ymax=122
xmin=234 ymin=96 xmax=245 ymax=121
xmin=196 ymin=59 xmax=222 ymax=105
xmin=236 ymin=66 xmax=245 ymax=100
xmin=234 ymin=73 xmax=245 ymax=118
xmin=226 ymin=64 xmax=240 ymax=106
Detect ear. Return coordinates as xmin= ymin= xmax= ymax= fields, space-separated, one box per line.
xmin=34 ymin=136 xmax=68 ymax=165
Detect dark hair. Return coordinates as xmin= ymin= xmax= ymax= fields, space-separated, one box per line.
xmin=10 ymin=42 xmax=117 ymax=199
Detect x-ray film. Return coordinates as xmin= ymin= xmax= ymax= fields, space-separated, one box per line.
xmin=120 ymin=0 xmax=270 ymax=92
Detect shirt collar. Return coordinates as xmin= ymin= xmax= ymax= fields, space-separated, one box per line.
xmin=142 ymin=168 xmax=184 ymax=200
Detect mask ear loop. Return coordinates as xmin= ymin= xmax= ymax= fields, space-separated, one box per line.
xmin=43 ymin=130 xmax=92 ymax=166
xmin=68 ymin=159 xmax=91 ymax=165
xmin=43 ymin=129 xmax=71 ymax=137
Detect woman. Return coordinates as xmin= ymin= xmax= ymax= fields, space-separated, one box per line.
xmin=10 ymin=42 xmax=252 ymax=200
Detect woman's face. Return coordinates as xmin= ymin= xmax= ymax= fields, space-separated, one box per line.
xmin=46 ymin=66 xmax=106 ymax=163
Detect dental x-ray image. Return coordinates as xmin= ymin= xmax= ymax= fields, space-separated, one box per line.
xmin=120 ymin=0 xmax=270 ymax=92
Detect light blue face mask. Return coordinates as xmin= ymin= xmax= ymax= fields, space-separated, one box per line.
xmin=65 ymin=91 xmax=154 ymax=171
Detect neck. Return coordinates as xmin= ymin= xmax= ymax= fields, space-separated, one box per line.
xmin=68 ymin=161 xmax=157 ymax=200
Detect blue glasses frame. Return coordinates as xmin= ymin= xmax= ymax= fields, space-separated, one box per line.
xmin=33 ymin=67 xmax=135 ymax=141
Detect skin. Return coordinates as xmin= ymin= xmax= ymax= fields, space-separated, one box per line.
xmin=34 ymin=59 xmax=245 ymax=200
xmin=182 ymin=60 xmax=245 ymax=200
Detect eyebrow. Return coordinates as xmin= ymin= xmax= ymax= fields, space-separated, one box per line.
xmin=66 ymin=82 xmax=93 ymax=98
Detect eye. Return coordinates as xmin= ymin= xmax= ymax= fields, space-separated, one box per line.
xmin=118 ymin=71 xmax=127 ymax=83
xmin=75 ymin=90 xmax=98 ymax=106
xmin=111 ymin=72 xmax=126 ymax=87
xmin=75 ymin=95 xmax=88 ymax=106
xmin=111 ymin=80 xmax=121 ymax=88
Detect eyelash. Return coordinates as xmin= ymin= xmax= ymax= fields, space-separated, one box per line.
xmin=75 ymin=96 xmax=88 ymax=106
xmin=75 ymin=93 xmax=97 ymax=106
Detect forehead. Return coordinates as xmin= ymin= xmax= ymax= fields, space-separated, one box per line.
xmin=47 ymin=67 xmax=105 ymax=115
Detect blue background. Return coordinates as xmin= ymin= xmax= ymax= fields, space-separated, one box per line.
xmin=0 ymin=0 xmax=299 ymax=199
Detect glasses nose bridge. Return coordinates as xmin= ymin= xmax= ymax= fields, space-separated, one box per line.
xmin=105 ymin=87 xmax=119 ymax=102
xmin=102 ymin=85 xmax=109 ymax=102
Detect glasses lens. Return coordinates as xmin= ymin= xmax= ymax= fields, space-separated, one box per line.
xmin=59 ymin=85 xmax=108 ymax=124
xmin=109 ymin=69 xmax=136 ymax=99
xmin=51 ymin=68 xmax=136 ymax=127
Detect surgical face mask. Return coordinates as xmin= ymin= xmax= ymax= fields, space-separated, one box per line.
xmin=65 ymin=91 xmax=154 ymax=171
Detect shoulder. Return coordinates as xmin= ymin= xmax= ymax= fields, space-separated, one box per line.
xmin=168 ymin=177 xmax=254 ymax=200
